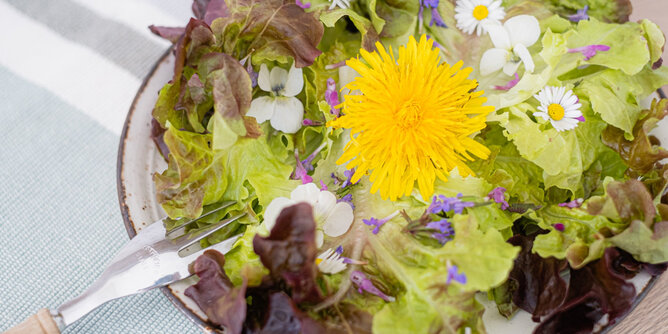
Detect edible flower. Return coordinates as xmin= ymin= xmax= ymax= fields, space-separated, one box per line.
xmin=316 ymin=248 xmax=347 ymax=274
xmin=325 ymin=78 xmax=341 ymax=116
xmin=480 ymin=15 xmax=541 ymax=76
xmin=554 ymin=223 xmax=566 ymax=231
xmin=426 ymin=218 xmax=454 ymax=245
xmin=446 ymin=264 xmax=467 ymax=285
xmin=568 ymin=45 xmax=611 ymax=61
xmin=493 ymin=72 xmax=520 ymax=91
xmin=428 ymin=194 xmax=474 ymax=215
xmin=328 ymin=0 xmax=350 ymax=10
xmin=455 ymin=0 xmax=505 ymax=35
xmin=363 ymin=210 xmax=400 ymax=234
xmin=559 ymin=198 xmax=584 ymax=208
xmin=568 ymin=5 xmax=589 ymax=22
xmin=337 ymin=193 xmax=354 ymax=209
xmin=335 ymin=246 xmax=366 ymax=264
xmin=296 ymin=0 xmax=311 ymax=9
xmin=247 ymin=63 xmax=304 ymax=133
xmin=301 ymin=143 xmax=326 ymax=172
xmin=420 ymin=0 xmax=447 ymax=28
xmin=533 ymin=86 xmax=584 ymax=132
xmin=328 ymin=35 xmax=493 ymax=201
xmin=263 ymin=183 xmax=354 ymax=247
xmin=350 ymin=270 xmax=395 ymax=302
xmin=487 ymin=187 xmax=509 ymax=210
xmin=292 ymin=151 xmax=313 ymax=184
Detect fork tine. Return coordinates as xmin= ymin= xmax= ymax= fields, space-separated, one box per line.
xmin=181 ymin=233 xmax=243 ymax=264
xmin=166 ymin=200 xmax=236 ymax=238
xmin=176 ymin=212 xmax=246 ymax=253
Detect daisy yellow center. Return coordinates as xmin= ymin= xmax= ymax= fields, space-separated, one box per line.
xmin=327 ymin=35 xmax=493 ymax=201
xmin=473 ymin=5 xmax=489 ymax=21
xmin=548 ymin=103 xmax=565 ymax=121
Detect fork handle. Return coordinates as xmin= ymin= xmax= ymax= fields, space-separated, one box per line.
xmin=4 ymin=309 xmax=60 ymax=334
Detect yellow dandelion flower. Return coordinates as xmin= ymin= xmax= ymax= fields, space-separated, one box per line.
xmin=328 ymin=35 xmax=493 ymax=201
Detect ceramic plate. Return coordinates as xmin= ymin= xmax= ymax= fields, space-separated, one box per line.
xmin=116 ymin=49 xmax=663 ymax=334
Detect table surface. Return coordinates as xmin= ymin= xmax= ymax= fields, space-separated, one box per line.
xmin=0 ymin=1 xmax=666 ymax=333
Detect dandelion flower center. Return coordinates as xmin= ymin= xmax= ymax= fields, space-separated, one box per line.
xmin=473 ymin=5 xmax=489 ymax=20
xmin=396 ymin=100 xmax=423 ymax=128
xmin=548 ymin=103 xmax=565 ymax=121
xmin=327 ymin=35 xmax=493 ymax=201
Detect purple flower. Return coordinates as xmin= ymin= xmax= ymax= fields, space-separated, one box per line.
xmin=494 ymin=72 xmax=520 ymax=91
xmin=554 ymin=223 xmax=565 ymax=232
xmin=446 ymin=264 xmax=467 ymax=285
xmin=576 ymin=115 xmax=586 ymax=123
xmin=335 ymin=246 xmax=365 ymax=264
xmin=427 ymin=219 xmax=454 ymax=245
xmin=337 ymin=193 xmax=354 ymax=209
xmin=340 ymin=169 xmax=356 ymax=188
xmin=300 ymin=143 xmax=326 ymax=172
xmin=325 ymin=78 xmax=341 ymax=116
xmin=419 ymin=0 xmax=447 ymax=28
xmin=426 ymin=34 xmax=441 ymax=48
xmin=558 ymin=198 xmax=583 ymax=209
xmin=240 ymin=58 xmax=258 ymax=88
xmin=296 ymin=0 xmax=310 ymax=9
xmin=428 ymin=194 xmax=474 ymax=215
xmin=302 ymin=119 xmax=321 ymax=126
xmin=363 ymin=211 xmax=399 ymax=234
xmin=568 ymin=5 xmax=589 ymax=22
xmin=568 ymin=44 xmax=611 ymax=61
xmin=291 ymin=152 xmax=312 ymax=184
xmin=487 ymin=187 xmax=509 ymax=210
xmin=350 ymin=270 xmax=395 ymax=302
xmin=319 ymin=180 xmax=328 ymax=191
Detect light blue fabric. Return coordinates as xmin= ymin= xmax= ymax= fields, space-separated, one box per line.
xmin=0 ymin=66 xmax=200 ymax=333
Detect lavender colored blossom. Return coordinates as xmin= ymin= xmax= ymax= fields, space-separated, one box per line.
xmin=350 ymin=270 xmax=395 ymax=302
xmin=568 ymin=5 xmax=589 ymax=22
xmin=300 ymin=143 xmax=325 ymax=172
xmin=325 ymin=78 xmax=341 ymax=116
xmin=554 ymin=223 xmax=565 ymax=232
xmin=426 ymin=34 xmax=441 ymax=48
xmin=427 ymin=219 xmax=454 ymax=245
xmin=419 ymin=0 xmax=447 ymax=28
xmin=296 ymin=0 xmax=311 ymax=9
xmin=429 ymin=8 xmax=447 ymax=27
xmin=494 ymin=72 xmax=520 ymax=91
xmin=446 ymin=265 xmax=467 ymax=285
xmin=340 ymin=169 xmax=356 ymax=188
xmin=558 ymin=198 xmax=584 ymax=208
xmin=568 ymin=44 xmax=611 ymax=61
xmin=337 ymin=193 xmax=354 ymax=209
xmin=488 ymin=187 xmax=509 ymax=210
xmin=291 ymin=152 xmax=312 ymax=184
xmin=428 ymin=194 xmax=474 ymax=215
xmin=302 ymin=119 xmax=321 ymax=126
xmin=576 ymin=115 xmax=586 ymax=123
xmin=363 ymin=211 xmax=399 ymax=234
xmin=319 ymin=180 xmax=328 ymax=191
xmin=334 ymin=246 xmax=364 ymax=264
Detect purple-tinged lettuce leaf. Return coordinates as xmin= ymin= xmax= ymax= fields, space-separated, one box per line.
xmin=253 ymin=203 xmax=323 ymax=304
xmin=602 ymin=98 xmax=668 ymax=177
xmin=192 ymin=0 xmax=229 ymax=25
xmin=534 ymin=248 xmax=636 ymax=334
xmin=213 ymin=0 xmax=324 ymax=67
xmin=148 ymin=25 xmax=185 ymax=43
xmin=586 ymin=179 xmax=656 ymax=226
xmin=507 ymin=234 xmax=568 ymax=322
xmin=173 ymin=18 xmax=216 ymax=83
xmin=184 ymin=250 xmax=247 ymax=334
xmin=256 ymin=292 xmax=326 ymax=334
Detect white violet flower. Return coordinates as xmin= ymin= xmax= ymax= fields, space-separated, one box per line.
xmin=247 ymin=63 xmax=304 ymax=133
xmin=262 ymin=183 xmax=354 ymax=247
xmin=316 ymin=248 xmax=347 ymax=274
xmin=533 ymin=86 xmax=584 ymax=132
xmin=454 ymin=0 xmax=505 ymax=36
xmin=479 ymin=15 xmax=541 ymax=76
xmin=329 ymin=0 xmax=350 ymax=10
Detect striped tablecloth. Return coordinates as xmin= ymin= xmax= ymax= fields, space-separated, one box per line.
xmin=0 ymin=1 xmax=201 ymax=333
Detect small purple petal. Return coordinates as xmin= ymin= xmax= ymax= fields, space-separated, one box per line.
xmin=426 ymin=34 xmax=441 ymax=48
xmin=295 ymin=0 xmax=310 ymax=9
xmin=488 ymin=187 xmax=509 ymax=210
xmin=568 ymin=44 xmax=611 ymax=61
xmin=302 ymin=119 xmax=321 ymax=126
xmin=428 ymin=194 xmax=474 ymax=215
xmin=494 ymin=72 xmax=520 ymax=91
xmin=340 ymin=169 xmax=356 ymax=188
xmin=423 ymin=0 xmax=439 ymax=7
xmin=291 ymin=152 xmax=313 ymax=184
xmin=576 ymin=115 xmax=586 ymax=123
xmin=554 ymin=223 xmax=565 ymax=231
xmin=429 ymin=7 xmax=447 ymax=28
xmin=337 ymin=193 xmax=354 ymax=209
xmin=363 ymin=212 xmax=398 ymax=235
xmin=558 ymin=198 xmax=584 ymax=208
xmin=335 ymin=246 xmax=343 ymax=254
xmin=568 ymin=5 xmax=589 ymax=22
xmin=319 ymin=180 xmax=328 ymax=191
xmin=325 ymin=78 xmax=341 ymax=116
xmin=350 ymin=270 xmax=395 ymax=302
xmin=447 ymin=265 xmax=467 ymax=285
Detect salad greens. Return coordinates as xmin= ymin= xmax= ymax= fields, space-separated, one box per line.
xmin=150 ymin=0 xmax=668 ymax=333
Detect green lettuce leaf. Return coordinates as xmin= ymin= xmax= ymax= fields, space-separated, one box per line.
xmin=535 ymin=0 xmax=632 ymax=23
xmin=609 ymin=220 xmax=668 ymax=264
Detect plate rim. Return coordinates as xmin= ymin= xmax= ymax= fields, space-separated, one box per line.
xmin=115 ymin=47 xmax=662 ymax=334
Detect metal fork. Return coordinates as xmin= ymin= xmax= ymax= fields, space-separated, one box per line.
xmin=5 ymin=201 xmax=244 ymax=334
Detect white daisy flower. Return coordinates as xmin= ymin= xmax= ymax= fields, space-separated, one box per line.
xmin=454 ymin=0 xmax=505 ymax=36
xmin=247 ymin=63 xmax=304 ymax=133
xmin=479 ymin=15 xmax=541 ymax=76
xmin=316 ymin=248 xmax=347 ymax=274
xmin=262 ymin=183 xmax=354 ymax=247
xmin=533 ymin=86 xmax=584 ymax=132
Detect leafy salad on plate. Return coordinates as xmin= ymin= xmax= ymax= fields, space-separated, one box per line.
xmin=148 ymin=0 xmax=668 ymax=332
